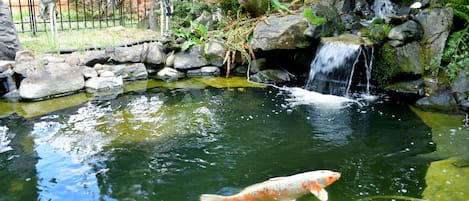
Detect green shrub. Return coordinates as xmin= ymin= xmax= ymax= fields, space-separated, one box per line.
xmin=302 ymin=7 xmax=326 ymax=25
xmin=441 ymin=2 xmax=469 ymax=82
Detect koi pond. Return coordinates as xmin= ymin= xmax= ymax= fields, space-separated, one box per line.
xmin=0 ymin=80 xmax=467 ymax=201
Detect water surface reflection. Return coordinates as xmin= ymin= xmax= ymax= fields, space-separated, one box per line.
xmin=0 ymin=87 xmax=435 ymax=201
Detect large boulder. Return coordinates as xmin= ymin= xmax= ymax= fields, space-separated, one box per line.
xmin=250 ymin=14 xmax=310 ymax=51
xmin=157 ymin=67 xmax=185 ymax=82
xmin=374 ymin=41 xmax=424 ymax=84
xmin=80 ymin=50 xmax=110 ymax=67
xmin=85 ymin=76 xmax=124 ymax=92
xmin=19 ymin=63 xmax=85 ymax=99
xmin=204 ymin=41 xmax=225 ymax=67
xmin=144 ymin=43 xmax=166 ymax=66
xmin=173 ymin=44 xmax=208 ymax=69
xmin=0 ymin=2 xmax=22 ymax=60
xmin=387 ymin=20 xmax=423 ymax=46
xmin=107 ymin=45 xmax=146 ymax=63
xmin=94 ymin=63 xmax=148 ymax=81
xmin=414 ymin=7 xmax=453 ymax=65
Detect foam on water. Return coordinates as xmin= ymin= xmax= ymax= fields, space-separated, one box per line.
xmin=284 ymin=87 xmax=359 ymax=110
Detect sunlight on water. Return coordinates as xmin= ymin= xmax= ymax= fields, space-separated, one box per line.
xmin=0 ymin=126 xmax=12 ymax=154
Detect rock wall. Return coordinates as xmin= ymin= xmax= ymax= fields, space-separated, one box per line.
xmin=0 ymin=1 xmax=22 ymax=60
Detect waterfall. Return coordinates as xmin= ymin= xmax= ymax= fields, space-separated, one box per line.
xmin=305 ymin=36 xmax=375 ymax=97
xmin=373 ymin=0 xmax=396 ymax=21
xmin=305 ymin=41 xmax=362 ymax=96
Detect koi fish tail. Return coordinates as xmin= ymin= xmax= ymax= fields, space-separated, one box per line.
xmin=200 ymin=194 xmax=227 ymax=201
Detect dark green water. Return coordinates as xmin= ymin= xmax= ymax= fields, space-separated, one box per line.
xmin=0 ymin=87 xmax=434 ymax=201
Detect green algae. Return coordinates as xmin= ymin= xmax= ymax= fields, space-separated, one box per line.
xmin=422 ymin=157 xmax=469 ymax=200
xmin=410 ymin=106 xmax=469 ymax=201
xmin=194 ymin=77 xmax=266 ymax=88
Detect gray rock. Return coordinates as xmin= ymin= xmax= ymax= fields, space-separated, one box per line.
xmin=79 ymin=66 xmax=98 ymax=78
xmin=250 ymin=14 xmax=310 ymax=51
xmin=0 ymin=3 xmax=22 ymax=60
xmin=384 ymin=79 xmax=425 ymax=101
xmin=157 ymin=67 xmax=185 ymax=82
xmin=165 ymin=51 xmax=175 ymax=67
xmin=81 ymin=50 xmax=110 ymax=67
xmin=19 ymin=63 xmax=85 ymax=99
xmin=85 ymin=76 xmax=123 ymax=92
xmin=451 ymin=66 xmax=469 ymax=103
xmin=94 ymin=63 xmax=148 ymax=81
xmin=0 ymin=68 xmax=17 ymax=94
xmin=187 ymin=66 xmax=221 ymax=78
xmin=65 ymin=52 xmax=81 ymax=66
xmin=233 ymin=65 xmax=248 ymax=76
xmin=387 ymin=20 xmax=423 ymax=43
xmin=107 ymin=45 xmax=146 ymax=63
xmin=13 ymin=58 xmax=47 ymax=78
xmin=249 ymin=69 xmax=293 ymax=84
xmin=99 ymin=70 xmax=115 ymax=77
xmin=414 ymin=7 xmax=453 ymax=65
xmin=205 ymin=41 xmax=225 ymax=67
xmin=415 ymin=89 xmax=459 ymax=112
xmin=144 ymin=43 xmax=166 ymax=65
xmin=250 ymin=58 xmax=267 ymax=74
xmin=353 ymin=0 xmax=372 ymax=17
xmin=15 ymin=50 xmax=34 ymax=63
xmin=0 ymin=60 xmax=14 ymax=72
xmin=173 ymin=45 xmax=208 ymax=69
xmin=38 ymin=54 xmax=66 ymax=64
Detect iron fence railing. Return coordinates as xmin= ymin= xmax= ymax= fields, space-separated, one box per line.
xmin=5 ymin=0 xmax=151 ymax=34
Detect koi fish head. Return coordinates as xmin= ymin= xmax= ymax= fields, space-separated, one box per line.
xmin=311 ymin=170 xmax=341 ymax=188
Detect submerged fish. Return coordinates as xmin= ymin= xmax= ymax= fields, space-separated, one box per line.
xmin=200 ymin=170 xmax=341 ymax=201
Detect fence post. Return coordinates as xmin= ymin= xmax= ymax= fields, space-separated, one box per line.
xmin=27 ymin=0 xmax=36 ymax=35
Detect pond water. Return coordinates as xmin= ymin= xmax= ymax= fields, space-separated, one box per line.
xmin=0 ymin=86 xmax=436 ymax=201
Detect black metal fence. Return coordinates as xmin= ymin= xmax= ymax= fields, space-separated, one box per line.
xmin=6 ymin=0 xmax=151 ymax=34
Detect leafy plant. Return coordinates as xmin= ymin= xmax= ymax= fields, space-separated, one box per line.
xmin=173 ymin=22 xmax=211 ymax=51
xmin=441 ymin=2 xmax=469 ymax=82
xmin=302 ymin=7 xmax=326 ymax=25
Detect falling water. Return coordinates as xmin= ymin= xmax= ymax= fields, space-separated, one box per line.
xmin=305 ymin=41 xmax=362 ymax=96
xmin=373 ymin=0 xmax=397 ymax=21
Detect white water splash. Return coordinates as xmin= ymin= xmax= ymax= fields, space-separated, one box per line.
xmin=0 ymin=126 xmax=13 ymax=154
xmin=284 ymin=87 xmax=359 ymax=110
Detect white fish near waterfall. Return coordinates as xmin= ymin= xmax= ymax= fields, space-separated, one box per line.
xmin=200 ymin=170 xmax=341 ymax=201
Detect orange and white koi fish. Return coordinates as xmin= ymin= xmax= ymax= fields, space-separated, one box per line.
xmin=200 ymin=170 xmax=341 ymax=201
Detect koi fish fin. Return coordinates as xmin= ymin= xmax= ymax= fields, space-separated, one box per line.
xmin=310 ymin=188 xmax=328 ymax=201
xmin=200 ymin=194 xmax=226 ymax=201
xmin=310 ymin=181 xmax=328 ymax=201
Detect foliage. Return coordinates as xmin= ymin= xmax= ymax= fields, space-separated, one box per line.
xmin=173 ymin=22 xmax=212 ymax=52
xmin=440 ymin=2 xmax=469 ymax=82
xmin=171 ymin=1 xmax=214 ymax=28
xmin=219 ymin=15 xmax=264 ymax=77
xmin=302 ymin=8 xmax=326 ymax=25
xmin=362 ymin=20 xmax=392 ymax=44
